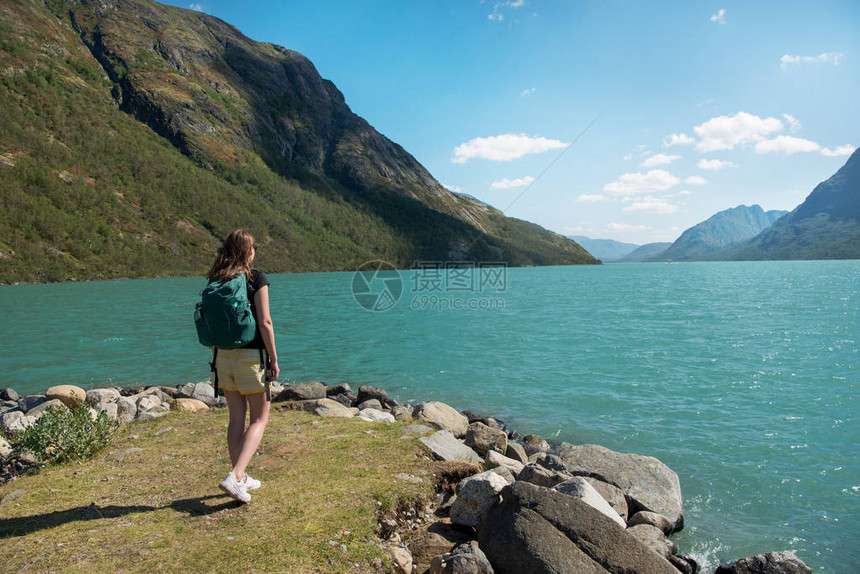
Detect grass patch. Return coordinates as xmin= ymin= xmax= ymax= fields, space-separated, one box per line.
xmin=0 ymin=407 xmax=436 ymax=572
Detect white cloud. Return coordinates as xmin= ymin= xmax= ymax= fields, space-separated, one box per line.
xmin=685 ymin=175 xmax=708 ymax=185
xmin=488 ymin=13 xmax=504 ymax=21
xmin=782 ymin=113 xmax=802 ymax=133
xmin=623 ymin=196 xmax=680 ymax=214
xmin=520 ymin=87 xmax=536 ymax=97
xmin=693 ymin=112 xmax=783 ymax=152
xmin=452 ymin=133 xmax=568 ymax=163
xmin=489 ymin=0 xmax=525 ymax=22
xmin=677 ymin=190 xmax=693 ymax=195
xmin=603 ymin=169 xmax=680 ymax=196
xmin=780 ymin=52 xmax=844 ymax=68
xmin=710 ymin=9 xmax=726 ymax=24
xmin=189 ymin=3 xmax=203 ymax=11
xmin=578 ymin=194 xmax=608 ymax=202
xmin=607 ymin=222 xmax=651 ymax=232
xmin=641 ymin=154 xmax=681 ymax=168
xmin=754 ymin=135 xmax=821 ymax=154
xmin=697 ymin=159 xmax=736 ymax=170
xmin=491 ymin=176 xmax=535 ymax=189
xmin=821 ymin=145 xmax=856 ymax=157
xmin=443 ymin=184 xmax=463 ymax=193
xmin=663 ymin=133 xmax=696 ymax=147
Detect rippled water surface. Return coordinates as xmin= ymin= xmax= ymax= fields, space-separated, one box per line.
xmin=1 ymin=261 xmax=857 ymax=572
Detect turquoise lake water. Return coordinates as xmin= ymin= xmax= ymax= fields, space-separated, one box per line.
xmin=0 ymin=261 xmax=857 ymax=572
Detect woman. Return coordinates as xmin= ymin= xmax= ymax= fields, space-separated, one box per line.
xmin=207 ymin=229 xmax=279 ymax=503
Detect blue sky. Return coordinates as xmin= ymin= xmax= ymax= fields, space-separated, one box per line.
xmin=162 ymin=0 xmax=859 ymax=244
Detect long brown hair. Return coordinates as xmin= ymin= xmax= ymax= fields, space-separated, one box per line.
xmin=206 ymin=229 xmax=255 ymax=282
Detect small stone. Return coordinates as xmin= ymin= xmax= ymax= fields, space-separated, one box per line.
xmin=174 ymin=383 xmax=195 ymax=399
xmin=136 ymin=411 xmax=169 ymax=422
xmin=522 ymin=434 xmax=550 ymax=454
xmin=105 ymin=447 xmax=143 ymax=462
xmin=45 ymin=385 xmax=87 ymax=408
xmin=429 ymin=542 xmax=494 ymax=574
xmin=389 ymin=546 xmax=413 ymax=574
xmin=391 ymin=405 xmax=414 ymax=421
xmin=0 ymin=436 xmax=12 ymax=457
xmin=135 ymin=395 xmax=161 ymax=414
xmin=628 ymin=510 xmax=674 ymax=534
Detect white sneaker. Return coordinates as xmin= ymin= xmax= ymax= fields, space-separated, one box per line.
xmin=242 ymin=474 xmax=261 ymax=491
xmin=219 ymin=472 xmax=251 ymax=503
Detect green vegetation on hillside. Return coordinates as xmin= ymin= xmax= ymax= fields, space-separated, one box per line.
xmin=0 ymin=0 xmax=596 ymax=284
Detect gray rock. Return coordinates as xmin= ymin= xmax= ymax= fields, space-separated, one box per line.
xmin=357 ymin=408 xmax=396 ymax=423
xmin=276 ymin=382 xmax=326 ymax=402
xmin=391 ymin=405 xmax=414 ymax=421
xmin=402 ymin=424 xmax=434 ymax=435
xmin=1 ymin=410 xmax=36 ymax=435
xmin=553 ymin=477 xmax=626 ymax=528
xmin=86 ymin=388 xmax=121 ymax=405
xmin=487 ymin=465 xmax=516 ymax=485
xmin=465 ymin=422 xmax=507 ymax=455
xmin=485 ymin=450 xmax=525 ymax=475
xmin=326 ymin=383 xmax=352 ymax=396
xmin=408 ymin=522 xmax=476 ymax=574
xmin=357 ymin=399 xmax=383 ymax=411
xmin=1 ymin=388 xmax=19 ymax=401
xmin=450 ymin=470 xmax=509 ymax=528
xmin=357 ymin=385 xmax=388 ymax=404
xmin=389 ymin=545 xmax=413 ymax=574
xmin=189 ymin=382 xmax=216 ymax=406
xmin=478 ymin=482 xmax=678 ymax=574
xmin=505 ymin=442 xmax=529 ymax=464
xmin=104 ymin=447 xmax=143 ymax=461
xmin=518 ymin=463 xmax=571 ymax=488
xmin=628 ymin=511 xmax=674 ymax=534
xmin=627 ymin=523 xmax=676 ymax=559
xmin=27 ymin=399 xmax=69 ymax=419
xmin=330 ymin=393 xmax=354 ymax=407
xmin=93 ymin=402 xmax=119 ymax=421
xmin=135 ymin=387 xmax=172 ymax=403
xmin=714 ymin=551 xmax=812 ymax=574
xmin=584 ymin=477 xmax=629 ymax=522
xmin=415 ymin=401 xmax=470 ymax=438
xmin=18 ymin=395 xmax=45 ymax=413
xmin=0 ymin=400 xmax=17 ymax=413
xmin=429 ymin=542 xmax=495 ymax=574
xmin=116 ymin=396 xmax=136 ymax=424
xmin=309 ymin=398 xmax=355 ymax=418
xmin=531 ymin=452 xmax=566 ymax=471
xmin=419 ymin=430 xmax=482 ymax=464
xmin=136 ymin=395 xmax=162 ymax=414
xmin=557 ymin=442 xmax=684 ymax=531
xmin=0 ymin=436 xmax=12 ymax=457
xmin=522 ymin=434 xmax=550 ymax=455
xmin=173 ymin=383 xmax=196 ymax=399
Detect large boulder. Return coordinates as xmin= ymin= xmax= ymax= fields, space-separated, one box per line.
xmin=450 ymin=470 xmax=509 ymax=528
xmin=86 ymin=388 xmax=121 ymax=406
xmin=429 ymin=542 xmax=495 ymax=574
xmin=173 ymin=398 xmax=210 ymax=414
xmin=557 ymin=443 xmax=684 ymax=531
xmin=517 ymin=463 xmax=571 ymax=488
xmin=93 ymin=402 xmax=119 ymax=421
xmin=309 ymin=398 xmax=355 ymax=418
xmin=505 ymin=442 xmax=529 ymax=464
xmin=1 ymin=410 xmax=36 ymax=436
xmin=628 ymin=511 xmax=674 ymax=535
xmin=1 ymin=388 xmax=20 ymax=401
xmin=465 ymin=422 xmax=507 ymax=455
xmin=276 ymin=382 xmax=326 ymax=402
xmin=357 ymin=408 xmax=395 ymax=423
xmin=0 ymin=436 xmax=12 ymax=457
xmin=478 ymin=482 xmax=678 ymax=574
xmin=485 ymin=450 xmax=525 ymax=476
xmin=627 ymin=524 xmax=676 ymax=559
xmin=415 ymin=401 xmax=469 ymax=438
xmin=116 ymin=396 xmax=136 ymax=424
xmin=189 ymin=382 xmax=216 ymax=406
xmin=584 ymin=477 xmax=629 ymax=522
xmin=27 ymin=399 xmax=69 ymax=419
xmin=357 ymin=385 xmax=388 ymax=404
xmin=135 ymin=395 xmax=162 ymax=414
xmin=553 ymin=477 xmax=626 ymax=528
xmin=45 ymin=385 xmax=86 ymax=408
xmin=714 ymin=551 xmax=812 ymax=574
xmin=18 ymin=395 xmax=45 ymax=413
xmin=420 ymin=431 xmax=482 ymax=464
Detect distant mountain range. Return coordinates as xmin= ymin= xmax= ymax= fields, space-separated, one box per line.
xmin=0 ymin=0 xmax=595 ymax=283
xmin=573 ymin=148 xmax=859 ymax=262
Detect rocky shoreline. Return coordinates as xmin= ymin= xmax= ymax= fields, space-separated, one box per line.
xmin=1 ymin=381 xmax=813 ymax=574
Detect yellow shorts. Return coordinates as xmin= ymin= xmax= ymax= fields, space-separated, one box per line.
xmin=215 ymin=348 xmax=267 ymax=395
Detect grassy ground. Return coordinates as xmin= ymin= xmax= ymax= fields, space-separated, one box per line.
xmin=0 ymin=406 xmax=437 ymax=573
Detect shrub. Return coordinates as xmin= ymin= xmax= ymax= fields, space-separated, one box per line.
xmin=12 ymin=404 xmax=117 ymax=464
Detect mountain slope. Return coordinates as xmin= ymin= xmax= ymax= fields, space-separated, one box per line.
xmin=569 ymin=236 xmax=639 ymax=262
xmin=617 ymin=243 xmax=672 ymax=262
xmin=0 ymin=0 xmax=595 ymax=283
xmin=728 ymin=149 xmax=860 ymax=260
xmin=651 ymin=205 xmax=787 ymax=262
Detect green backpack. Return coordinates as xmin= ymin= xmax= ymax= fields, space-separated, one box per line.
xmin=194 ymin=274 xmax=257 ymax=349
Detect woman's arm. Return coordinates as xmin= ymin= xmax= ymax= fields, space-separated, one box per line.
xmin=254 ymin=284 xmax=279 ymax=381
